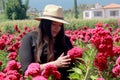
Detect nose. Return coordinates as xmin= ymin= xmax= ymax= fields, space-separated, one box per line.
xmin=53 ymin=26 xmax=61 ymax=31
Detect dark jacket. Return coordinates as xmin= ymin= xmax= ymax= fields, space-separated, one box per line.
xmin=19 ymin=31 xmax=73 ymax=80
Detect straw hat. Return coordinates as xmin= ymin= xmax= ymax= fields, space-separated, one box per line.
xmin=34 ymin=4 xmax=69 ymax=24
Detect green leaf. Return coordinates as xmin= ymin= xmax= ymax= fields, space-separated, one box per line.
xmin=77 ymin=63 xmax=86 ymax=72
xmin=90 ymin=75 xmax=98 ymax=80
xmin=73 ymin=67 xmax=82 ymax=74
xmin=69 ymin=73 xmax=80 ymax=80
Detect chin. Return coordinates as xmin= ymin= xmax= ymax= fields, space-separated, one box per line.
xmin=53 ymin=34 xmax=57 ymax=37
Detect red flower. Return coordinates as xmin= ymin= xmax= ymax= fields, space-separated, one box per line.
xmin=8 ymin=52 xmax=17 ymax=60
xmin=112 ymin=64 xmax=120 ymax=77
xmin=97 ymin=78 xmax=105 ymax=80
xmin=16 ymin=36 xmax=21 ymax=41
xmin=5 ymin=70 xmax=21 ymax=79
xmin=0 ymin=38 xmax=6 ymax=50
xmin=41 ymin=64 xmax=61 ymax=80
xmin=14 ymin=25 xmax=20 ymax=33
xmin=95 ymin=22 xmax=103 ymax=27
xmin=90 ymin=27 xmax=113 ymax=57
xmin=7 ymin=42 xmax=20 ymax=52
xmin=113 ymin=46 xmax=120 ymax=55
xmin=25 ymin=63 xmax=41 ymax=77
xmin=24 ymin=26 xmax=28 ymax=31
xmin=116 ymin=56 xmax=120 ymax=65
xmin=0 ymin=60 xmax=2 ymax=66
xmin=67 ymin=47 xmax=83 ymax=60
xmin=4 ymin=60 xmax=21 ymax=72
xmin=33 ymin=76 xmax=47 ymax=80
xmin=0 ymin=72 xmax=5 ymax=79
xmin=94 ymin=53 xmax=108 ymax=71
xmin=70 ymin=35 xmax=77 ymax=41
xmin=4 ymin=75 xmax=17 ymax=80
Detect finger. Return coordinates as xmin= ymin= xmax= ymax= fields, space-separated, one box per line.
xmin=60 ymin=53 xmax=64 ymax=57
xmin=62 ymin=65 xmax=69 ymax=67
xmin=62 ymin=59 xmax=71 ymax=62
xmin=60 ymin=60 xmax=71 ymax=65
xmin=61 ymin=63 xmax=71 ymax=67
xmin=62 ymin=55 xmax=70 ymax=59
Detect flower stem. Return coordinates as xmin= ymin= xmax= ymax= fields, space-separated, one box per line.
xmin=84 ymin=67 xmax=90 ymax=80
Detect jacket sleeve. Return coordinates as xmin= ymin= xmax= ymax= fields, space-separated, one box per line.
xmin=19 ymin=33 xmax=34 ymax=73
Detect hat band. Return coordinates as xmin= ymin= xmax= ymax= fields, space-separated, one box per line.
xmin=42 ymin=15 xmax=64 ymax=20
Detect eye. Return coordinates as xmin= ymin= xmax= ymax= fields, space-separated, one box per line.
xmin=59 ymin=23 xmax=62 ymax=27
xmin=52 ymin=23 xmax=56 ymax=26
xmin=52 ymin=22 xmax=62 ymax=27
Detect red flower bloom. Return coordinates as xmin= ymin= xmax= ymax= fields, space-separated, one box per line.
xmin=5 ymin=70 xmax=21 ymax=79
xmin=8 ymin=52 xmax=17 ymax=60
xmin=0 ymin=72 xmax=5 ymax=79
xmin=95 ymin=22 xmax=103 ymax=27
xmin=90 ymin=27 xmax=113 ymax=57
xmin=0 ymin=38 xmax=6 ymax=50
xmin=112 ymin=64 xmax=120 ymax=77
xmin=24 ymin=26 xmax=28 ymax=31
xmin=97 ymin=78 xmax=105 ymax=80
xmin=4 ymin=74 xmax=17 ymax=80
xmin=25 ymin=63 xmax=41 ymax=77
xmin=0 ymin=60 xmax=2 ymax=66
xmin=94 ymin=53 xmax=108 ymax=71
xmin=116 ymin=56 xmax=120 ymax=65
xmin=67 ymin=47 xmax=83 ymax=60
xmin=41 ymin=64 xmax=61 ymax=80
xmin=33 ymin=76 xmax=47 ymax=80
xmin=14 ymin=25 xmax=20 ymax=33
xmin=4 ymin=60 xmax=21 ymax=72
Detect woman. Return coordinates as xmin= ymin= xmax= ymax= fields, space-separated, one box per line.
xmin=19 ymin=4 xmax=73 ymax=80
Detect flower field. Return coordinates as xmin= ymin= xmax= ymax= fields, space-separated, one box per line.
xmin=0 ymin=21 xmax=120 ymax=80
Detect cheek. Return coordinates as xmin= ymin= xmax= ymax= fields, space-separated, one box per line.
xmin=51 ymin=27 xmax=61 ymax=37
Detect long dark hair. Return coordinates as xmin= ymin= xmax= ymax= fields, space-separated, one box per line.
xmin=34 ymin=19 xmax=68 ymax=63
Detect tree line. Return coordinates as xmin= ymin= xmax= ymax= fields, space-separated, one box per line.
xmin=0 ymin=0 xmax=94 ymax=20
xmin=0 ymin=0 xmax=29 ymax=20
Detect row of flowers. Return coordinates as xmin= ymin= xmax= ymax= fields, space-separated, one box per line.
xmin=65 ymin=22 xmax=120 ymax=80
xmin=0 ymin=24 xmax=83 ymax=80
xmin=0 ymin=21 xmax=120 ymax=80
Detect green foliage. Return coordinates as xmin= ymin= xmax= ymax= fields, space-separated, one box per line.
xmin=12 ymin=12 xmax=17 ymax=20
xmin=25 ymin=76 xmax=32 ymax=80
xmin=2 ymin=24 xmax=15 ymax=34
xmin=5 ymin=0 xmax=29 ymax=20
xmin=24 ymin=0 xmax=29 ymax=11
xmin=0 ymin=0 xmax=3 ymax=10
xmin=0 ymin=0 xmax=6 ymax=10
xmin=69 ymin=41 xmax=98 ymax=80
xmin=0 ymin=50 xmax=9 ymax=71
xmin=0 ymin=18 xmax=119 ymax=32
xmin=64 ymin=18 xmax=119 ymax=30
xmin=0 ymin=13 xmax=8 ymax=22
xmin=0 ymin=20 xmax=39 ymax=32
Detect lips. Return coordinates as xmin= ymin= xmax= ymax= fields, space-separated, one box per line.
xmin=53 ymin=31 xmax=58 ymax=34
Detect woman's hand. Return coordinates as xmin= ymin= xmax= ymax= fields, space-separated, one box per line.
xmin=40 ymin=53 xmax=71 ymax=71
xmin=54 ymin=53 xmax=71 ymax=68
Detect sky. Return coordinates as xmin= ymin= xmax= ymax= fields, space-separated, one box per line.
xmin=23 ymin=0 xmax=120 ymax=10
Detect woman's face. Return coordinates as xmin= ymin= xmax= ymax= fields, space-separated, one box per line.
xmin=51 ymin=21 xmax=62 ymax=37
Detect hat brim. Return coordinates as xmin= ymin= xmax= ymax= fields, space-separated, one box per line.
xmin=34 ymin=16 xmax=69 ymax=24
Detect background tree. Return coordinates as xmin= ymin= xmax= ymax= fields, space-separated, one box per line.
xmin=5 ymin=0 xmax=29 ymax=20
xmin=0 ymin=0 xmax=3 ymax=10
xmin=0 ymin=0 xmax=6 ymax=10
xmin=2 ymin=0 xmax=5 ymax=10
xmin=74 ymin=0 xmax=78 ymax=19
xmin=0 ymin=0 xmax=2 ymax=9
